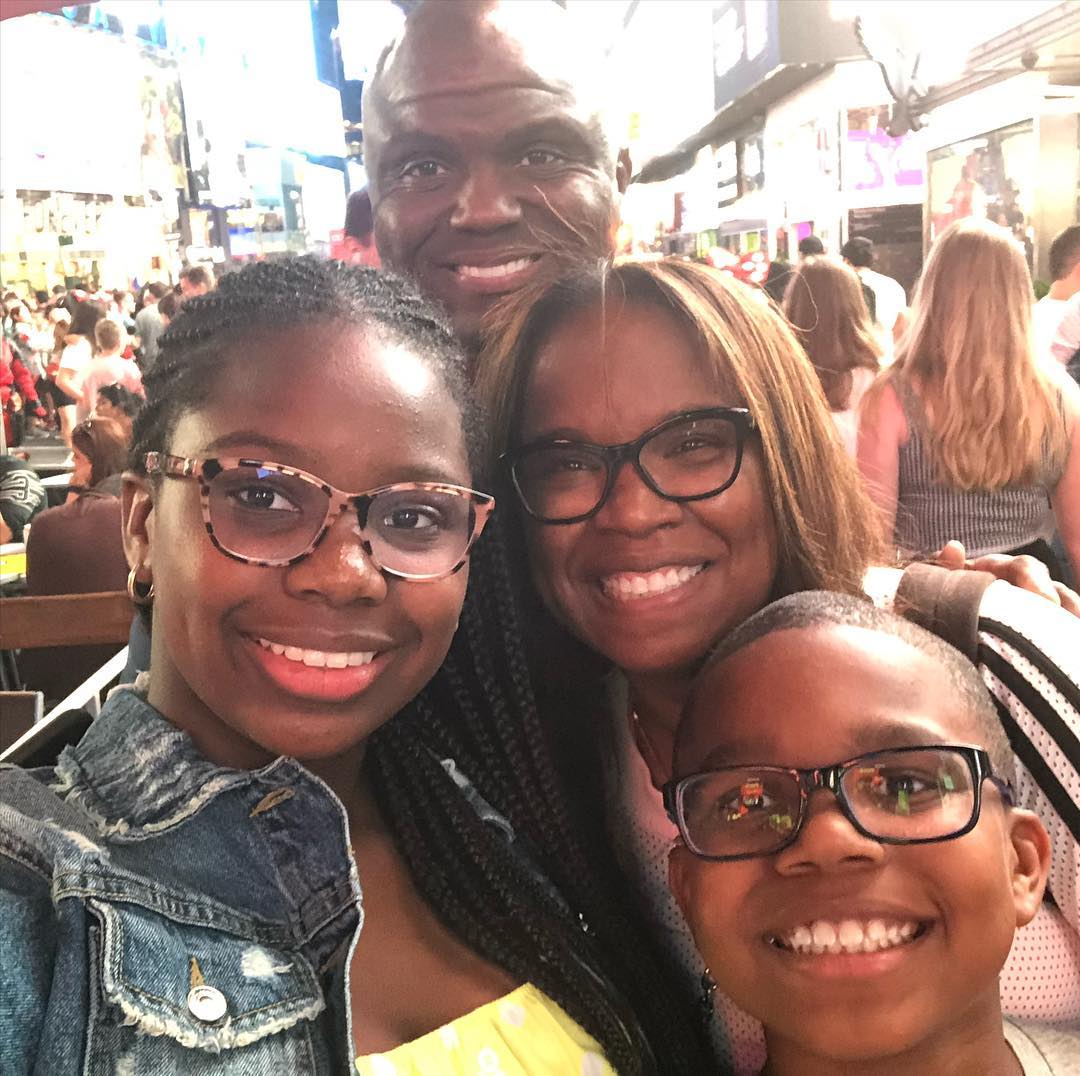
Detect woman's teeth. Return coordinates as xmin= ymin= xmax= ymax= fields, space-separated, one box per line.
xmin=254 ymin=637 xmax=375 ymax=668
xmin=773 ymin=918 xmax=921 ymax=956
xmin=455 ymin=257 xmax=536 ymax=280
xmin=601 ymin=564 xmax=705 ymax=600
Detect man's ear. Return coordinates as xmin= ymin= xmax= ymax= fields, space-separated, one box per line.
xmin=122 ymin=472 xmax=154 ymax=577
xmin=1007 ymin=809 xmax=1051 ymax=927
xmin=616 ymin=147 xmax=633 ymax=195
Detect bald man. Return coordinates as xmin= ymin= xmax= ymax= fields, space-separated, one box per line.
xmin=363 ymin=0 xmax=630 ymax=346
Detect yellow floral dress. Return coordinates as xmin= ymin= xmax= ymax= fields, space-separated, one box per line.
xmin=355 ymin=983 xmax=616 ymax=1076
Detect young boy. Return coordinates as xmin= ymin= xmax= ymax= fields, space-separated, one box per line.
xmin=667 ymin=591 xmax=1079 ymax=1075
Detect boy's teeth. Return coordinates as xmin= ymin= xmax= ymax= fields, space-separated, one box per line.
xmin=601 ymin=563 xmax=705 ymax=600
xmin=456 ymin=257 xmax=534 ymax=279
xmin=776 ymin=917 xmax=922 ymax=956
xmin=255 ymin=637 xmax=375 ymax=668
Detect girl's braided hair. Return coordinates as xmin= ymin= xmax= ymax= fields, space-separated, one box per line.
xmin=131 ymin=256 xmax=711 ymax=1074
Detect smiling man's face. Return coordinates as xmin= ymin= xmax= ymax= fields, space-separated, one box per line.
xmin=364 ymin=0 xmax=627 ymax=346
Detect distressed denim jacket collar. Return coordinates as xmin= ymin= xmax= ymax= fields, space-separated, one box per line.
xmin=52 ymin=686 xmax=265 ymax=834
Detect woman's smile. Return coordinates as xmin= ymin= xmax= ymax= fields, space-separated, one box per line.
xmin=598 ymin=562 xmax=708 ymax=603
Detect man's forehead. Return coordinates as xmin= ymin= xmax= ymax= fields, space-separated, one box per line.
xmin=374 ymin=0 xmax=600 ymax=111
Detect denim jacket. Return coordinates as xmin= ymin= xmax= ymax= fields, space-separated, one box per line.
xmin=0 ymin=687 xmax=367 ymax=1075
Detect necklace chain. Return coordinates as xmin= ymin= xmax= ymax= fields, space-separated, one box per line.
xmin=630 ymin=709 xmax=670 ymax=789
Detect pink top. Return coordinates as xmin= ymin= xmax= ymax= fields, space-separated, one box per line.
xmin=78 ymin=355 xmax=144 ymax=421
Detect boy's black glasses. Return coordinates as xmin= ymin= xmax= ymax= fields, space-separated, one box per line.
xmin=503 ymin=407 xmax=756 ymax=525
xmin=663 ymin=745 xmax=1014 ymax=861
xmin=144 ymin=453 xmax=494 ymax=581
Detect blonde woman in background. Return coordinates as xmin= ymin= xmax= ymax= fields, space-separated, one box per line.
xmin=782 ymin=255 xmax=882 ymax=456
xmin=858 ymin=218 xmax=1080 ymax=580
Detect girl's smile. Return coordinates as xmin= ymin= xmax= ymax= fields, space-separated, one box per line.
xmin=245 ymin=633 xmax=390 ymax=704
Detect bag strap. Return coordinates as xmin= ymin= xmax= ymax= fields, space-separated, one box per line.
xmin=894 ymin=562 xmax=995 ymax=662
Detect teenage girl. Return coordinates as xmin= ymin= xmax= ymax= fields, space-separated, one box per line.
xmin=0 ymin=259 xmax=708 ymax=1074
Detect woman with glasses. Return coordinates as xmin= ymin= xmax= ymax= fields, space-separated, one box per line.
xmin=0 ymin=258 xmax=710 ymax=1075
xmin=477 ymin=258 xmax=1080 ymax=1073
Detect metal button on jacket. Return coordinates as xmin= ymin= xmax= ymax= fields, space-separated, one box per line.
xmin=187 ymin=984 xmax=228 ymax=1023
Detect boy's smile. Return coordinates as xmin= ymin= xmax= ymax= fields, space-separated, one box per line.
xmin=669 ymin=623 xmax=1048 ymax=1070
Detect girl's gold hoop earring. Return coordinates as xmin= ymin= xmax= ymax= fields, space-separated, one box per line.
xmin=127 ymin=566 xmax=155 ymax=607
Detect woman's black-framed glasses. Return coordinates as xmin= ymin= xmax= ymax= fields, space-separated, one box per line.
xmin=144 ymin=453 xmax=494 ymax=582
xmin=503 ymin=407 xmax=756 ymax=525
xmin=662 ymin=745 xmax=1013 ymax=861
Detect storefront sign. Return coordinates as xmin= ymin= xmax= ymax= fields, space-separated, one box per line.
xmin=60 ymin=2 xmax=168 ymax=50
xmin=712 ymin=1 xmax=781 ymax=113
xmin=0 ymin=16 xmax=185 ymax=202
xmin=716 ymin=141 xmax=739 ymax=208
xmin=846 ymin=107 xmax=924 ymax=193
xmin=739 ymin=133 xmax=765 ymax=195
xmin=711 ymin=0 xmax=861 ymax=114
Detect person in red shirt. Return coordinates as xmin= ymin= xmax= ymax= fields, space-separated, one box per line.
xmin=1 ymin=334 xmax=46 ymax=448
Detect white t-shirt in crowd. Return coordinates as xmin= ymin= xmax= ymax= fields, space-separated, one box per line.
xmin=1034 ymin=296 xmax=1072 ymax=364
xmin=832 ymin=365 xmax=878 ymax=458
xmin=1048 ymin=295 xmax=1080 ymax=367
xmin=58 ymin=337 xmax=93 ymax=390
xmin=858 ymin=268 xmax=907 ymax=364
xmin=860 ymin=268 xmax=906 ymax=332
xmin=56 ymin=337 xmax=92 ymax=404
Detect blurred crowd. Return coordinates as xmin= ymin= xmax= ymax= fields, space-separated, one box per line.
xmin=0 ymin=266 xmax=216 ymax=695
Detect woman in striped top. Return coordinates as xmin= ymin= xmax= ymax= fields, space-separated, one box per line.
xmin=857 ymin=218 xmax=1080 ymax=581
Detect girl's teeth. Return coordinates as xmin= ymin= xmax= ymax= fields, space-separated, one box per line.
xmin=780 ymin=917 xmax=922 ymax=956
xmin=601 ymin=564 xmax=704 ymax=600
xmin=838 ymin=920 xmax=863 ymax=949
xmin=255 ymin=637 xmax=375 ymax=668
xmin=790 ymin=925 xmax=812 ymax=949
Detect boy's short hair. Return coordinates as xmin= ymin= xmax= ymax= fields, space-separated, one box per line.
xmin=94 ymin=319 xmax=122 ymax=352
xmin=840 ymin=236 xmax=874 ymax=269
xmin=798 ymin=235 xmax=825 ymax=257
xmin=179 ymin=265 xmax=213 ymax=289
xmin=1049 ymin=225 xmax=1080 ymax=283
xmin=157 ymin=292 xmax=181 ymax=321
xmin=683 ymin=590 xmax=1014 ymax=781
